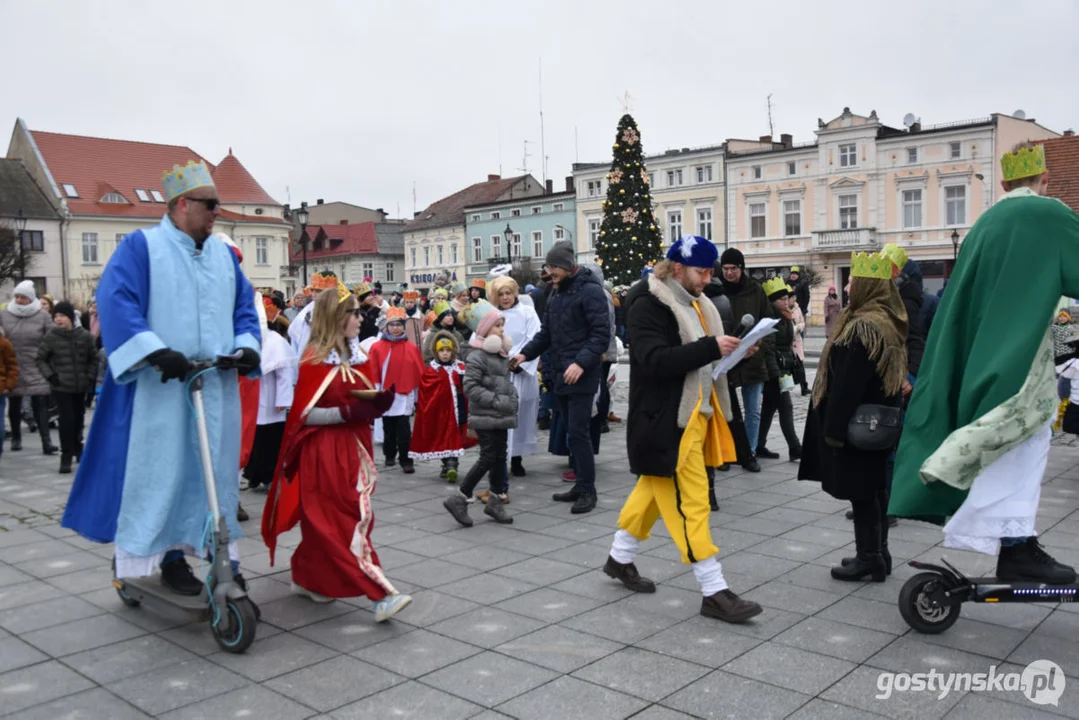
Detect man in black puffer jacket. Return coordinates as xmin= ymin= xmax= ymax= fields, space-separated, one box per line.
xmin=515 ymin=241 xmax=611 ymax=514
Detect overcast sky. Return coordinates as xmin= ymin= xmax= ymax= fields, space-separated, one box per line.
xmin=3 ymin=0 xmax=1076 ymax=218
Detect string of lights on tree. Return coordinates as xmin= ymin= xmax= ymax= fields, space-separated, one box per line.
xmin=594 ymin=114 xmax=662 ymax=286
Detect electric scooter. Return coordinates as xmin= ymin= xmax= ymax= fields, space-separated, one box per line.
xmin=112 ymin=356 xmax=258 ymax=653
xmin=898 ymin=558 xmax=1078 ymax=634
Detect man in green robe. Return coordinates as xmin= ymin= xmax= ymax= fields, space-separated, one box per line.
xmin=889 ymin=142 xmax=1079 ymax=584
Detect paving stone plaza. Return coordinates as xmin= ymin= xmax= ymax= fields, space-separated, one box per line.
xmin=0 ymin=356 xmax=1077 ymax=719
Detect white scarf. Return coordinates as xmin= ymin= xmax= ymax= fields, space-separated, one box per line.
xmin=6 ymin=281 xmax=40 ymax=318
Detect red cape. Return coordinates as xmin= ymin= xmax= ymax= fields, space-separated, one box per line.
xmin=366 ymin=338 xmax=424 ymax=395
xmin=238 ymin=376 xmax=259 ymax=469
xmin=410 ymin=363 xmax=476 ymax=458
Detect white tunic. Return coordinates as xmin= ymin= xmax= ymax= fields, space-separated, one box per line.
xmin=502 ymin=300 xmax=542 ymax=457
xmin=257 ymin=331 xmax=297 ymax=425
xmin=288 ymin=302 xmax=314 ymax=357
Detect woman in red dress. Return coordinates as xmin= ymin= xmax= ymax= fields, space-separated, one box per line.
xmin=262 ymin=285 xmax=411 ymax=622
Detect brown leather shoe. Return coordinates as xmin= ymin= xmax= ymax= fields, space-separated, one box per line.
xmin=701 ymin=589 xmax=762 ymax=623
xmin=603 ymin=556 xmax=656 ymax=593
xmin=607 ymin=412 xmax=622 ymax=423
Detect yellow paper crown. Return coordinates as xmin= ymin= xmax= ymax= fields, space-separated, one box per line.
xmin=162 ymin=160 xmax=215 ymax=202
xmin=336 ymin=282 xmax=350 ymax=304
xmin=352 ymin=282 xmax=372 ymax=298
xmin=850 ymin=251 xmax=893 ymax=280
xmin=762 ymin=277 xmax=789 ymax=297
xmin=881 ymin=243 xmax=908 ymax=270
xmin=1001 ymin=144 xmax=1046 ymax=182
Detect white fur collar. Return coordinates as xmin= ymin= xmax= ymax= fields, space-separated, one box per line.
xmin=325 ymin=337 xmax=366 ymax=366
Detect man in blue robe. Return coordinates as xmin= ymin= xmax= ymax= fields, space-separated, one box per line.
xmin=62 ymin=160 xmax=261 ymax=595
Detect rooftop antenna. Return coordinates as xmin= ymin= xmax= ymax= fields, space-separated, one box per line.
xmin=539 ymin=58 xmax=547 ymax=186
xmin=767 ymin=93 xmax=774 ymax=137
xmin=575 ymin=126 xmax=579 ymax=163
xmin=498 ymin=122 xmax=503 ymax=177
xmin=412 ymin=181 xmax=416 ymax=217
xmin=519 ymin=140 xmax=532 ymax=175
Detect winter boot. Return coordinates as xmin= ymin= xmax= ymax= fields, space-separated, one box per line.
xmin=997 ymin=538 xmax=1077 ymax=584
xmin=59 ymin=454 xmax=73 ymax=474
xmin=831 ymin=511 xmax=886 ymax=582
xmin=510 ymin=456 xmax=527 ymax=477
xmin=483 ymin=499 xmax=513 ymax=524
xmin=443 ymin=492 xmax=473 ymax=527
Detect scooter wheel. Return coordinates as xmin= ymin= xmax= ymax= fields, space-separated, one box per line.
xmin=899 ymin=572 xmax=960 ymax=634
xmin=115 ymin=584 xmax=140 ymax=608
xmin=211 ymin=597 xmax=258 ymax=653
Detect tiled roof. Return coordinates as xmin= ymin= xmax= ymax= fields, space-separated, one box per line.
xmin=1042 ymin=135 xmax=1079 ymax=214
xmin=212 ymin=149 xmax=278 ymax=205
xmin=29 ymin=129 xmax=278 ymax=219
xmin=293 ymin=222 xmax=379 ymax=261
xmin=0 ymin=159 xmax=60 ymax=219
xmin=406 ymin=175 xmax=531 ymax=232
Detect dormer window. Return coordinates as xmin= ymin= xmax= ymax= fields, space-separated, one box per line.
xmin=100 ymin=192 xmax=127 ymax=203
xmin=150 ymin=190 xmax=165 ymax=203
xmin=62 ymin=183 xmax=79 ymax=198
xmin=135 ymin=189 xmax=150 ymax=202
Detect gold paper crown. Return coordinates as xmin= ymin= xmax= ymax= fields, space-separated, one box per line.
xmin=762 ymin=277 xmax=789 ymax=297
xmin=385 ymin=306 xmax=407 ymax=322
xmin=850 ymin=251 xmax=893 ymax=280
xmin=1001 ymin=144 xmax=1046 ymax=182
xmin=161 ymin=160 xmax=215 ymax=202
xmin=881 ymin=243 xmax=908 ymax=270
xmin=336 ymin=282 xmax=351 ymax=304
xmin=352 ymin=282 xmax=372 ymax=297
xmin=311 ymin=273 xmax=339 ymax=291
xmin=402 ymin=290 xmax=420 ymax=302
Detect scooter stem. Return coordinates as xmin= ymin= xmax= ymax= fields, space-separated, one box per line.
xmin=190 ymin=383 xmax=222 ymax=526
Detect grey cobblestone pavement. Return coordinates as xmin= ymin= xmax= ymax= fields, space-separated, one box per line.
xmin=0 ymin=348 xmax=1077 ymax=718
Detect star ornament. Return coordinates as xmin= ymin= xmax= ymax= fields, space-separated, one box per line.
xmin=679 ymin=235 xmax=698 ymax=259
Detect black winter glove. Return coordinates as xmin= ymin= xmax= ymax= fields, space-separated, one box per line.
xmin=233 ymin=347 xmax=261 ymax=377
xmin=146 ymin=349 xmax=192 ymax=383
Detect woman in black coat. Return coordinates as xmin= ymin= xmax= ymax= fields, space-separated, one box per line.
xmin=799 ymin=262 xmax=907 ymax=582
xmin=757 ymin=281 xmax=802 ymax=462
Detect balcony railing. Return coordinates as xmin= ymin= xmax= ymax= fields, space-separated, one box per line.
xmin=486 ymin=255 xmax=532 ymax=267
xmin=811 ymin=228 xmax=877 ymax=250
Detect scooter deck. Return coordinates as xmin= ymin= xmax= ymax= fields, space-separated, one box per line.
xmin=115 ymin=577 xmax=211 ymax=616
xmin=965 ymin=578 xmax=1078 ymax=603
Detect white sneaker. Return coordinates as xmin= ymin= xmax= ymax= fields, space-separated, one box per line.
xmin=291 ymin=582 xmax=335 ymax=603
xmin=373 ymin=593 xmax=412 ymax=622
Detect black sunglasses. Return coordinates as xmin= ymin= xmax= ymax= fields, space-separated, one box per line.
xmin=350 ymin=308 xmax=363 ymax=317
xmin=187 ymin=197 xmax=221 ymax=211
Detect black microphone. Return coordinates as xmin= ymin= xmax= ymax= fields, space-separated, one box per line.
xmin=733 ymin=313 xmax=755 ymax=339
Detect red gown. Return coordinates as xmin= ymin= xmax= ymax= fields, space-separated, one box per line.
xmin=262 ymin=357 xmax=396 ymax=601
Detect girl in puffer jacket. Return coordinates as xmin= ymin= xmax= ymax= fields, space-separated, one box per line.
xmin=443 ymin=300 xmax=518 ymax=527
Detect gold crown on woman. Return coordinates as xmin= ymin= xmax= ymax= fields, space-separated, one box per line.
xmin=850 ymin=251 xmax=893 ymax=280
xmin=1001 ymin=144 xmax=1046 ymax=182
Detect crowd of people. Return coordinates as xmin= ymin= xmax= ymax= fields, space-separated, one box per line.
xmin=31 ymin=141 xmax=1076 ymax=636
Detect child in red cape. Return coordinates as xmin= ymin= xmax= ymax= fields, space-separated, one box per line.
xmin=366 ymin=307 xmax=425 ymax=472
xmin=409 ymin=330 xmax=477 ymax=482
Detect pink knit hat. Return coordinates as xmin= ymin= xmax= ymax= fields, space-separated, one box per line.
xmin=475 ymin=307 xmax=504 ymax=339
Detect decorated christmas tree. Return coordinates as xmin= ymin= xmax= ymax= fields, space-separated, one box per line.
xmin=595 ymin=114 xmax=663 ymax=286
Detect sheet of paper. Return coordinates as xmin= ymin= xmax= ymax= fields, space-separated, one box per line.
xmin=713 ymin=318 xmax=780 ymax=378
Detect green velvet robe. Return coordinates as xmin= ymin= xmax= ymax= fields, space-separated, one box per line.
xmin=889 ymin=189 xmax=1079 ymax=524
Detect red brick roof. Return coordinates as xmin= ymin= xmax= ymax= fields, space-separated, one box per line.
xmin=1042 ymin=135 xmax=1079 ymax=214
xmin=407 ymin=175 xmax=532 ymax=232
xmin=293 ymin=222 xmax=379 ymax=261
xmin=29 ymin=129 xmax=278 ymax=219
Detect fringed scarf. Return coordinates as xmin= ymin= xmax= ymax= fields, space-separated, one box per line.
xmin=812 ymin=276 xmax=908 ymax=407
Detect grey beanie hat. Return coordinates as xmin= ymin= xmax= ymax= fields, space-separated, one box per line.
xmin=545 ymin=240 xmax=577 ymax=271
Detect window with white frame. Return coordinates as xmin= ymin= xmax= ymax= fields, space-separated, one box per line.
xmin=491 ymin=235 xmax=502 ymax=258
xmin=945 ymin=185 xmax=966 ymax=225
xmin=511 ymin=208 xmax=521 ymax=217
xmin=491 ymin=211 xmax=501 ymax=220
xmin=531 ymin=206 xmax=542 ymax=215
xmin=586 ymin=180 xmax=602 ymax=197
xmin=753 ymin=166 xmax=762 ymax=180
xmin=588 ymin=219 xmax=600 ymax=249
xmin=62 ymin=183 xmax=79 ymax=198
xmin=532 ymin=231 xmax=543 ymax=257
xmin=667 ymin=210 xmax=682 ymax=244
xmin=511 ymin=233 xmax=522 ymax=257
xmin=907 ymin=147 xmax=918 ymax=164
xmin=472 ymin=237 xmax=483 ymax=262
xmin=553 ymin=202 xmax=564 ymax=212
xmin=255 ymin=237 xmax=269 ymax=265
xmin=666 ymin=169 xmax=683 ymax=187
xmin=450 ymin=243 xmax=458 ymax=264
xmin=150 ymin=189 xmax=165 ymax=203
xmin=784 ymin=200 xmax=801 ymax=236
xmin=437 ymin=244 xmax=444 ymax=265
xmin=410 ymin=247 xmax=417 ymax=267
xmin=839 ymin=194 xmax=858 ymax=229
xmin=362 ymin=261 xmax=374 ymax=278
xmin=134 ymin=188 xmax=150 ymax=202
xmin=423 ymin=246 xmax=430 ymax=266
xmin=81 ymin=232 xmax=98 ymax=264
xmin=696 ymin=166 xmax=713 ymax=183
xmin=839 ymin=143 xmax=857 ymax=167
xmin=949 ymin=142 xmax=961 ymax=159
xmin=696 ymin=207 xmax=712 ymax=240
xmin=385 ymin=263 xmax=395 ymax=282
xmin=902 ymin=189 xmax=923 ymax=229
xmin=101 ymin=192 xmax=126 ymax=203
xmin=750 ymin=203 xmax=766 ymax=238
xmin=788 ymin=161 xmax=796 ymax=176
xmin=553 ymin=226 xmax=565 ymax=241
xmin=471 ymin=214 xmax=480 ymax=222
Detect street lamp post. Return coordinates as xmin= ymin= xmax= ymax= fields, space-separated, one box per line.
xmin=295 ymin=201 xmax=310 ymax=286
xmin=504 ymin=223 xmax=514 ymax=266
xmin=950 ymin=229 xmax=960 ymax=278
xmin=14 ymin=209 xmax=27 ymax=281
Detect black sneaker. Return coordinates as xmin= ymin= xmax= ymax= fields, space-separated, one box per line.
xmin=160 ymin=558 xmax=204 ymax=596
xmin=740 ymin=458 xmax=761 ymax=473
xmin=997 ymin=538 xmax=1077 ymax=584
xmin=755 ymin=447 xmax=780 ymax=460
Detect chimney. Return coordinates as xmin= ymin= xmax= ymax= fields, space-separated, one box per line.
xmin=780 ymin=133 xmax=793 ymax=148
xmin=339 ymin=220 xmax=347 ymax=225
xmin=1065 ymin=129 xmax=1076 ymax=137
xmin=376 ymin=207 xmax=384 ymax=215
xmin=565 ymin=176 xmax=574 ymax=193
xmin=759 ymin=135 xmax=772 ymax=144
xmin=545 ymin=179 xmax=553 ymax=195
xmin=487 ymin=174 xmax=501 ymax=182
xmin=316 ymin=198 xmax=324 ymax=205
xmin=414 ymin=211 xmax=421 ymax=218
